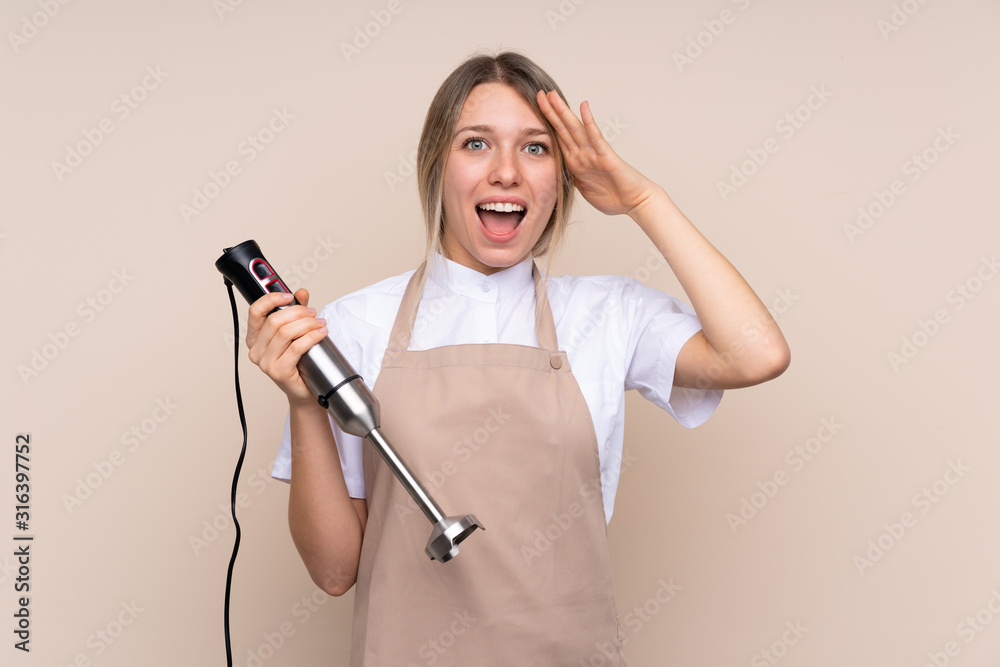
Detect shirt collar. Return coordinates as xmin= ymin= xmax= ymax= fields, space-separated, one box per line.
xmin=427 ymin=252 xmax=535 ymax=302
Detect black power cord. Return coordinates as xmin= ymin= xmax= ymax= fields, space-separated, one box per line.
xmin=223 ymin=279 xmax=248 ymax=667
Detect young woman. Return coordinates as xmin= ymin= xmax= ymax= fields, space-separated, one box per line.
xmin=246 ymin=51 xmax=789 ymax=665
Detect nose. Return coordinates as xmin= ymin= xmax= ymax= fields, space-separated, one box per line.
xmin=488 ymin=146 xmax=521 ymax=187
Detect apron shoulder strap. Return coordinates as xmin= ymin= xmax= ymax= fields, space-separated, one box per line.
xmin=531 ymin=263 xmax=559 ymax=353
xmin=381 ymin=262 xmax=427 ymax=369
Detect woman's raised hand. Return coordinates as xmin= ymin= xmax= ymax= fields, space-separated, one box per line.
xmin=536 ymin=90 xmax=659 ymax=218
xmin=246 ymin=289 xmax=329 ymax=405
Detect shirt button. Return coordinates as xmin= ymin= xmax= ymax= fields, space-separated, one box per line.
xmin=481 ymin=282 xmax=491 ymax=293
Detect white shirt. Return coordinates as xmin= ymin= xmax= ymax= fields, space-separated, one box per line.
xmin=273 ymin=253 xmax=723 ymax=523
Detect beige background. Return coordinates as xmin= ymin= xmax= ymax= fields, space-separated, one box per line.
xmin=3 ymin=0 xmax=999 ymax=665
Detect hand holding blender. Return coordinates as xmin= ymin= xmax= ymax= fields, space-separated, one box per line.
xmin=217 ymin=240 xmax=483 ymax=562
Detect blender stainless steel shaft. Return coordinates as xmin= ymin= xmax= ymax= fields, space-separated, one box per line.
xmin=216 ymin=240 xmax=483 ymax=562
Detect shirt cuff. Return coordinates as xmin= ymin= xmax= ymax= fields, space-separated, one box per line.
xmin=651 ymin=320 xmax=724 ymax=428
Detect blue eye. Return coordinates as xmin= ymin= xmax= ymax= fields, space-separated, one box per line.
xmin=464 ymin=138 xmax=487 ymax=151
xmin=525 ymin=142 xmax=548 ymax=156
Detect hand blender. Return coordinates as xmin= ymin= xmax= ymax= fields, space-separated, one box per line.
xmin=216 ymin=240 xmax=483 ymax=562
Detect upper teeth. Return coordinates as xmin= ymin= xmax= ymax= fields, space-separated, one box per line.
xmin=478 ymin=202 xmax=524 ymax=212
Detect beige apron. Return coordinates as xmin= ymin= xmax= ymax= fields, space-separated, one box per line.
xmin=351 ymin=262 xmax=625 ymax=666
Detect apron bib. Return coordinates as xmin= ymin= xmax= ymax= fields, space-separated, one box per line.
xmin=351 ymin=262 xmax=625 ymax=666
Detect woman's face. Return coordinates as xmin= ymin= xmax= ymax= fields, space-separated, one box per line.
xmin=440 ymin=82 xmax=558 ymax=275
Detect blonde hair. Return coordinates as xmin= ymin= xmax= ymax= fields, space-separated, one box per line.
xmin=416 ymin=50 xmax=575 ymax=277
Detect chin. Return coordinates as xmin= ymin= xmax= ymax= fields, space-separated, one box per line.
xmin=471 ymin=247 xmax=531 ymax=273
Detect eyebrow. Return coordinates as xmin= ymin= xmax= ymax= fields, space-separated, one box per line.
xmin=453 ymin=124 xmax=550 ymax=138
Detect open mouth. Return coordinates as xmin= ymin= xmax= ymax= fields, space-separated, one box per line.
xmin=476 ymin=202 xmax=527 ymax=239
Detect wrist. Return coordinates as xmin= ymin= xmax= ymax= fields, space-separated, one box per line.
xmin=625 ymin=181 xmax=669 ymax=223
xmin=288 ymin=393 xmax=325 ymax=414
